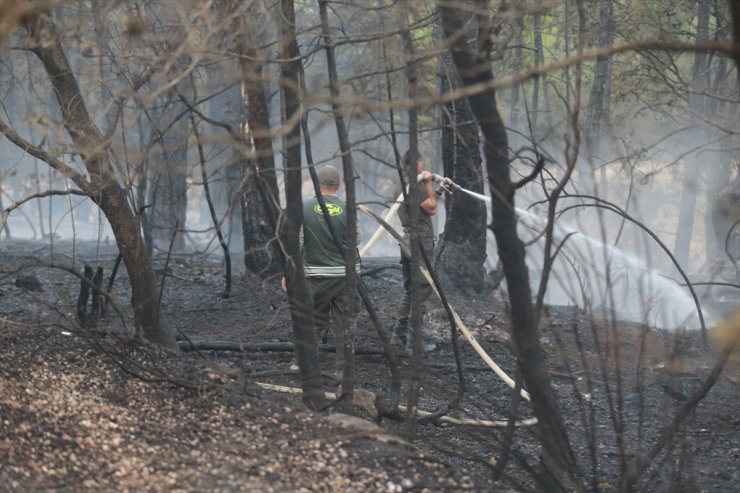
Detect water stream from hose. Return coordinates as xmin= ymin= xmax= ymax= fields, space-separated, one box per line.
xmin=485 ymin=208 xmax=712 ymax=330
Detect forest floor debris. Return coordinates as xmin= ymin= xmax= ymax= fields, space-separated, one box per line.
xmin=1 ymin=239 xmax=738 ymax=491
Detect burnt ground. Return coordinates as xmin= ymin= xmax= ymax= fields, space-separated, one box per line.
xmin=1 ymin=238 xmax=738 ymax=492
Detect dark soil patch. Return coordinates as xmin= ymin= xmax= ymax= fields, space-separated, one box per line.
xmin=1 ymin=238 xmax=738 ymax=491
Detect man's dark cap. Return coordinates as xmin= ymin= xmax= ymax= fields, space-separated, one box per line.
xmin=318 ymin=166 xmax=340 ymax=186
xmin=403 ymin=149 xmax=422 ymax=168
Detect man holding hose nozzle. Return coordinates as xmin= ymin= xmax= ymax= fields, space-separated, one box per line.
xmin=394 ymin=149 xmax=453 ymax=353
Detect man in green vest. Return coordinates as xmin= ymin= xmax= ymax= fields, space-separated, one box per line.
xmin=300 ymin=165 xmax=360 ymax=378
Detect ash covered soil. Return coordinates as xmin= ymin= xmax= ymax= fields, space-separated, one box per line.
xmin=1 ymin=238 xmax=738 ymax=492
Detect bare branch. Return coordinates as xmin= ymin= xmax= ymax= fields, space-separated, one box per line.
xmin=0 ymin=120 xmax=88 ymax=187
xmin=1 ymin=189 xmax=87 ymax=233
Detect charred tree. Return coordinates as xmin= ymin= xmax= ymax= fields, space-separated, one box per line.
xmin=278 ymin=0 xmax=325 ymax=409
xmin=437 ymin=2 xmax=578 ymax=490
xmin=713 ymin=173 xmax=740 ymax=263
xmin=531 ymin=11 xmax=543 ymax=137
xmin=240 ymin=171 xmax=281 ymax=276
xmin=77 ymin=265 xmax=104 ymax=328
xmin=435 ymin=22 xmax=486 ymax=294
xmin=508 ymin=1 xmax=523 ymax=135
xmin=731 ymin=0 xmax=740 ymax=72
xmin=703 ymin=5 xmax=736 ymax=261
xmin=239 ymin=48 xmax=283 ymax=278
xmin=397 ymin=0 xmax=426 ymax=438
xmin=0 ymin=180 xmax=8 ymax=238
xmin=318 ymin=0 xmax=359 ymax=404
xmin=583 ymin=0 xmax=615 ymax=192
xmin=673 ymin=0 xmax=711 ymax=269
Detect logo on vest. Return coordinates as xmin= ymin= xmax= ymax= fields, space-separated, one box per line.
xmin=314 ymin=203 xmax=343 ymax=216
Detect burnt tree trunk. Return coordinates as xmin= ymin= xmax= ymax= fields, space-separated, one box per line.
xmin=673 ymin=0 xmax=711 ymax=269
xmin=508 ymin=3 xmax=524 ymax=144
xmin=239 ymin=47 xmax=283 ymax=278
xmin=77 ymin=265 xmax=104 ymax=328
xmin=730 ymin=0 xmax=740 ymax=73
xmin=240 ymin=170 xmax=281 ymax=276
xmin=531 ymin=11 xmax=543 ymax=138
xmin=707 ymin=159 xmax=733 ymax=260
xmin=279 ymin=0 xmax=325 ymax=409
xmin=703 ymin=8 xmax=735 ymax=261
xmin=0 ymin=179 xmax=8 ymax=238
xmin=318 ymin=0 xmax=359 ymax=404
xmin=437 ymin=3 xmax=578 ymax=490
xmin=713 ymin=174 xmax=740 ymax=263
xmin=398 ymin=0 xmax=425 ymax=438
xmin=25 ymin=13 xmax=177 ymax=350
xmin=436 ymin=31 xmax=486 ymax=293
xmin=583 ymin=0 xmax=615 ymax=192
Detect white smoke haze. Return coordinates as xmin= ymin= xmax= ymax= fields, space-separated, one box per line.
xmin=0 ymin=128 xmax=723 ymax=333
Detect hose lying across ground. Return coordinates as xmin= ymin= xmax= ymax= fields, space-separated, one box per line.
xmin=254 ymin=382 xmax=538 ymax=428
xmin=357 ymin=202 xmax=531 ymax=403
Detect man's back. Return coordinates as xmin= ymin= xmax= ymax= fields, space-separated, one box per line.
xmin=303 ymin=194 xmax=348 ymax=277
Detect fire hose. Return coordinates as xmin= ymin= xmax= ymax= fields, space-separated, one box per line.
xmin=424 ymin=173 xmax=491 ymax=204
xmin=357 ymin=203 xmax=531 ymax=403
xmin=359 ymin=175 xmax=489 ymax=257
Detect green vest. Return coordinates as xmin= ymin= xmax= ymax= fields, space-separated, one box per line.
xmin=302 ymin=195 xmax=360 ymax=277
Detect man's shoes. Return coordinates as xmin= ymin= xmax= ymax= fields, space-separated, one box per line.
xmin=423 ymin=341 xmax=437 ymax=353
xmin=391 ymin=328 xmax=407 ymax=347
xmin=404 ymin=340 xmax=437 ymax=353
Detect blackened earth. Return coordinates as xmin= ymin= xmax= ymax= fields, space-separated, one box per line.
xmin=1 ymin=238 xmax=738 ymax=492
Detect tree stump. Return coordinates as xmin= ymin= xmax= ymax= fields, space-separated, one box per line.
xmin=77 ymin=265 xmax=104 ymax=328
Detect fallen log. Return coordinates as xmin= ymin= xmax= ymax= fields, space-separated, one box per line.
xmin=178 ymin=339 xmax=389 ymax=356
